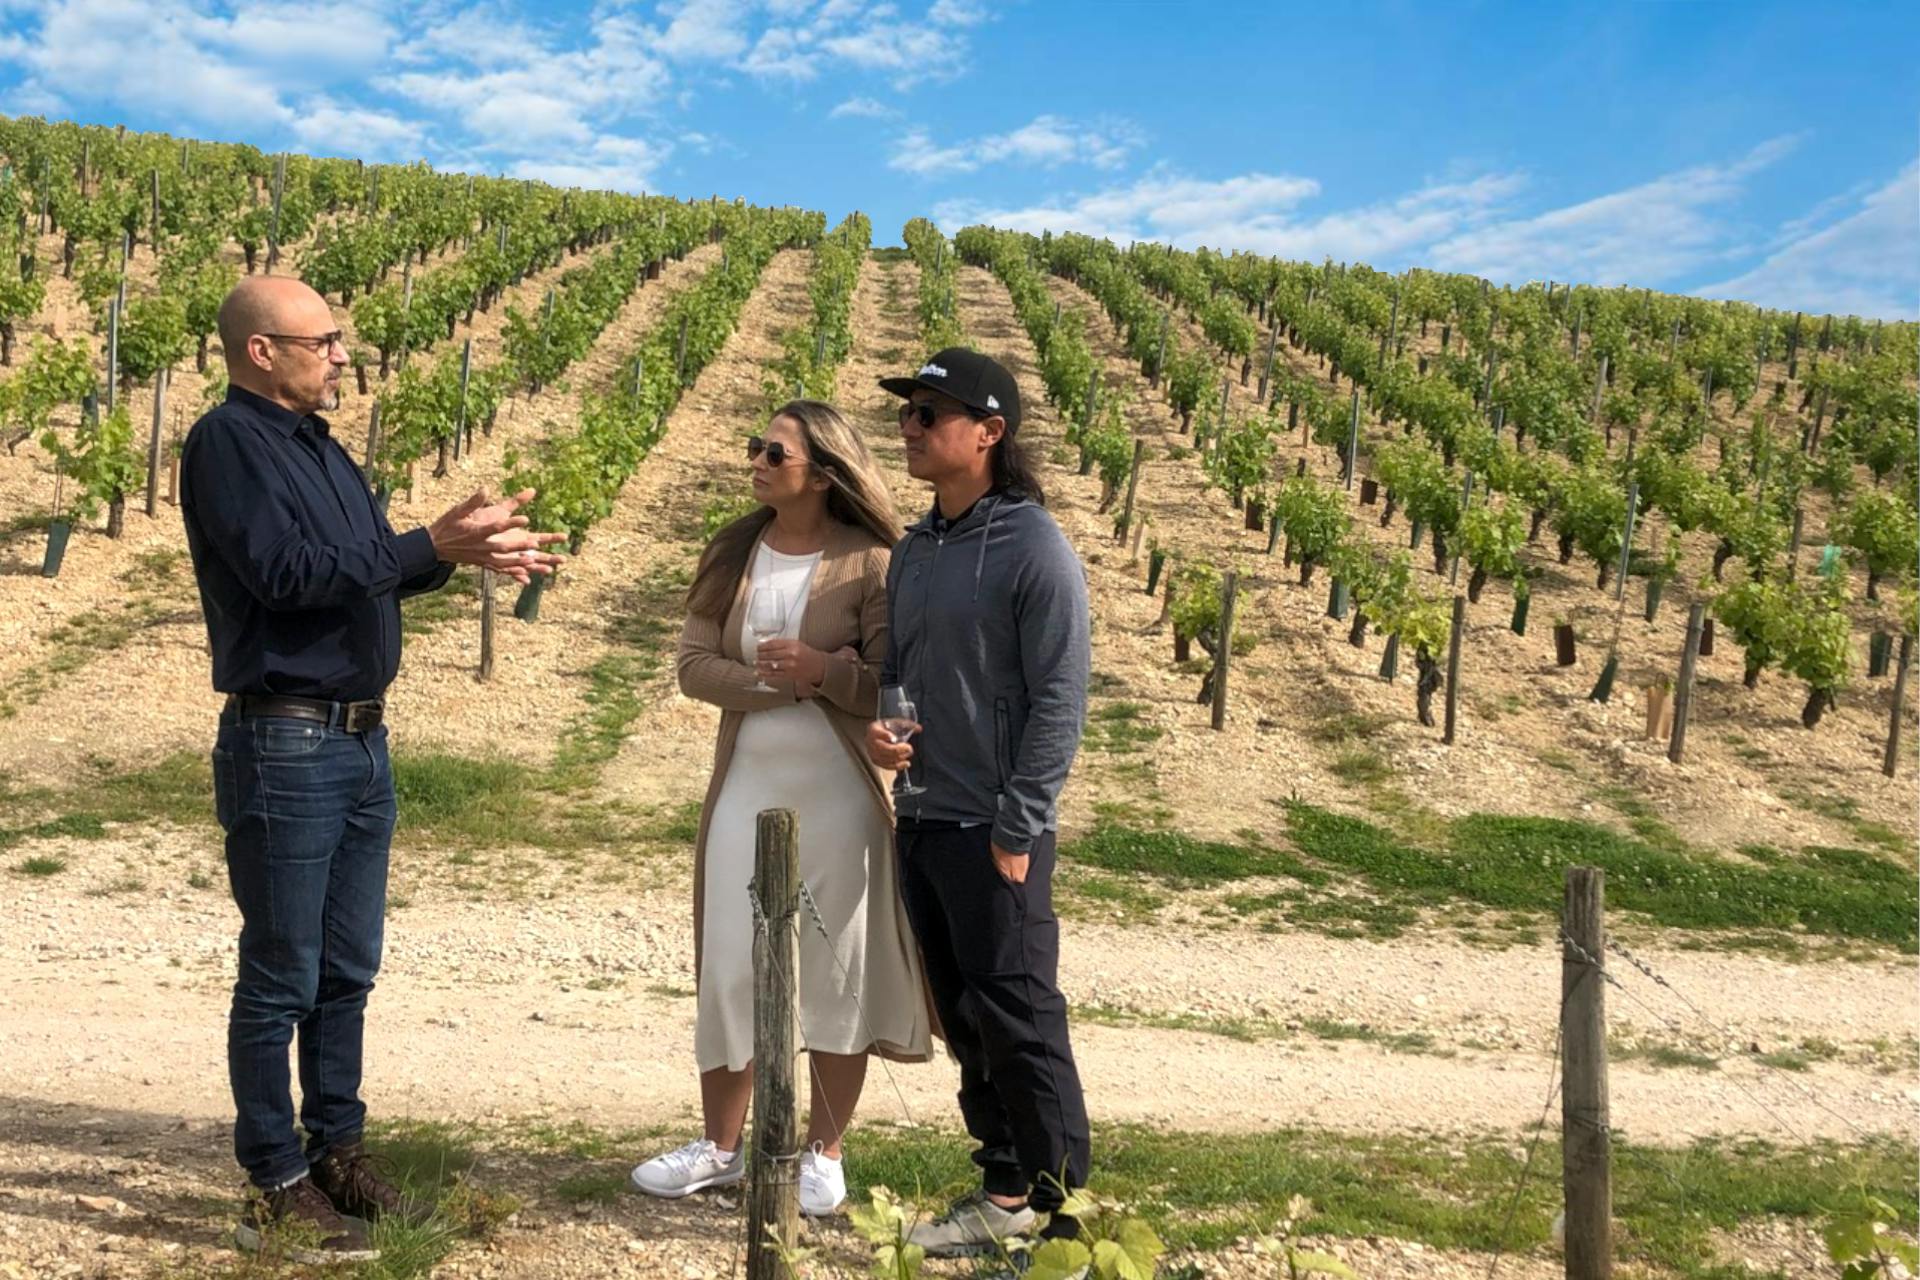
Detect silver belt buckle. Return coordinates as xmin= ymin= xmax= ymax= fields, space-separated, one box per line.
xmin=344 ymin=700 xmax=384 ymax=733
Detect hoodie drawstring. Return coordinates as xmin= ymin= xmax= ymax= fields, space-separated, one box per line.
xmin=972 ymin=496 xmax=998 ymax=602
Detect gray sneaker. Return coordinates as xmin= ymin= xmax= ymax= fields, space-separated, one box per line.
xmin=907 ymin=1189 xmax=1036 ymax=1257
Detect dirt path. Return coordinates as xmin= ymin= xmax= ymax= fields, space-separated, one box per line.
xmin=1 ymin=854 xmax=1911 ymax=1145
xmin=0 ymin=241 xmax=722 ymax=783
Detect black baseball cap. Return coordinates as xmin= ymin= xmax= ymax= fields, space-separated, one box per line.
xmin=879 ymin=347 xmax=1023 ymax=435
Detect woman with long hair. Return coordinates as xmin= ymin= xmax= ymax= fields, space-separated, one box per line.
xmin=630 ymin=400 xmax=931 ymax=1217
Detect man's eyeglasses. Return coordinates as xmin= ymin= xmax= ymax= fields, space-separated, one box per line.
xmin=897 ymin=400 xmax=983 ymax=429
xmin=746 ymin=436 xmax=809 ymax=467
xmin=264 ymin=331 xmax=345 ymax=354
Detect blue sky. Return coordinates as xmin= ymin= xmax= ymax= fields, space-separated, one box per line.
xmin=1 ymin=0 xmax=1914 ymax=318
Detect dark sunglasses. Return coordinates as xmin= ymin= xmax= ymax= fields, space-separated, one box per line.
xmin=898 ymin=400 xmax=985 ymax=429
xmin=264 ymin=331 xmax=345 ymax=354
xmin=746 ymin=436 xmax=809 ymax=467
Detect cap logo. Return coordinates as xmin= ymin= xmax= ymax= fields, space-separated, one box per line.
xmin=918 ymin=363 xmax=948 ymax=378
xmin=986 ymin=395 xmax=1000 ymax=409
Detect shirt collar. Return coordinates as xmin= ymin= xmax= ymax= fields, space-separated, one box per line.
xmin=229 ymin=384 xmax=329 ymax=439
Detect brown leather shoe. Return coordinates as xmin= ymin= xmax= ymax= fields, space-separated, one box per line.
xmin=234 ymin=1176 xmax=379 ymax=1263
xmin=310 ymin=1139 xmax=431 ymax=1225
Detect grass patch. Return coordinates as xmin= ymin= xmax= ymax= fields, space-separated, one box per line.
xmin=1754 ymin=1037 xmax=1843 ymax=1072
xmin=1082 ymin=701 xmax=1163 ymax=754
xmin=12 ymin=854 xmax=66 ymax=876
xmin=1306 ymin=710 xmax=1393 ymax=746
xmin=551 ymin=1170 xmax=629 ymax=1204
xmin=546 ymin=564 xmax=688 ymax=791
xmin=399 ymin=568 xmax=481 ymax=636
xmin=1283 ymin=803 xmax=1919 ymax=952
xmin=1780 ymin=787 xmax=1914 ymax=855
xmin=1615 ymin=1040 xmax=1721 ymax=1071
xmin=1062 ymin=825 xmax=1322 ymax=887
xmin=1060 ymin=869 xmax=1167 ymax=922
xmin=846 ymin=1123 xmax=1916 ymax=1267
xmin=1299 ymin=1018 xmax=1447 ymax=1056
xmin=1329 ymin=748 xmax=1390 ymax=784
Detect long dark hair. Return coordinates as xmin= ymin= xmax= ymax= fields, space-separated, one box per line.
xmin=991 ymin=428 xmax=1046 ymax=508
xmin=685 ymin=401 xmax=904 ymax=621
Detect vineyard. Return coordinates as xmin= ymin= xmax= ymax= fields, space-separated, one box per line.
xmin=0 ymin=117 xmax=1914 ymax=1280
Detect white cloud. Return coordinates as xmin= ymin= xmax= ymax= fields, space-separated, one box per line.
xmin=928 ymin=0 xmax=989 ymax=23
xmin=289 ymin=97 xmax=425 ymax=160
xmin=1426 ymin=135 xmax=1803 ymax=285
xmin=506 ymin=134 xmax=668 ymax=192
xmin=740 ymin=25 xmax=818 ymax=79
xmin=1697 ymin=161 xmax=1919 ymax=320
xmin=829 ymin=94 xmax=897 ymax=119
xmin=216 ymin=3 xmax=397 ymax=74
xmin=653 ymin=0 xmax=751 ymax=61
xmin=4 ymin=0 xmax=295 ymax=132
xmin=391 ymin=8 xmax=670 ymax=151
xmin=818 ymin=18 xmax=943 ymax=70
xmin=891 ymin=114 xmax=1145 ymax=176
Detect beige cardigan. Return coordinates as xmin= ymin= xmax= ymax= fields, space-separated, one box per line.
xmin=676 ymin=517 xmax=934 ymax=1062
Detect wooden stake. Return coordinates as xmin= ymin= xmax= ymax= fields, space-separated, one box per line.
xmin=1343 ymin=388 xmax=1360 ymax=489
xmin=1257 ymin=324 xmax=1278 ymax=402
xmin=1442 ymin=594 xmax=1465 ymax=745
xmin=747 ymin=809 xmax=801 ymax=1280
xmin=1668 ymin=603 xmax=1705 ymax=764
xmin=105 ymin=299 xmax=119 ymax=415
xmin=478 ymin=569 xmax=497 ymax=682
xmin=1116 ymin=437 xmax=1145 ymax=543
xmin=1562 ymin=866 xmax=1613 ymax=1280
xmin=266 ymin=154 xmax=285 ymax=274
xmin=454 ymin=339 xmax=473 ymax=461
xmin=143 ymin=368 xmax=167 ymax=517
xmin=1886 ymin=634 xmax=1913 ymax=779
xmin=1210 ymin=572 xmax=1238 ymax=731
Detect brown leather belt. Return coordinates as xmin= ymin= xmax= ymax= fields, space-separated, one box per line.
xmin=225 ymin=694 xmax=385 ymax=734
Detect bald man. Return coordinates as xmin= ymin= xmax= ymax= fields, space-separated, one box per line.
xmin=180 ymin=276 xmax=563 ymax=1263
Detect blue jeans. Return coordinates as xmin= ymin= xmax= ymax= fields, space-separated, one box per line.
xmin=213 ymin=712 xmax=395 ymax=1189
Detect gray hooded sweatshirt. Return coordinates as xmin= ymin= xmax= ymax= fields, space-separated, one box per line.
xmin=882 ymin=490 xmax=1090 ymax=852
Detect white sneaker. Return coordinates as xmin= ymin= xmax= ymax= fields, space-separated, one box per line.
xmin=629 ymin=1138 xmax=744 ymax=1198
xmin=798 ymin=1144 xmax=846 ymax=1217
xmin=907 ymin=1189 xmax=1037 ymax=1257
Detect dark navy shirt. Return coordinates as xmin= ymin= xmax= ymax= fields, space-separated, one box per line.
xmin=180 ymin=385 xmax=451 ymax=701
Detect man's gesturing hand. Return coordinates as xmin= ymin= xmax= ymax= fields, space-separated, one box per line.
xmin=427 ymin=489 xmax=566 ymax=584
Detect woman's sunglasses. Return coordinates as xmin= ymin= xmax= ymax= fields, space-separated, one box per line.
xmin=746 ymin=436 xmax=809 ymax=467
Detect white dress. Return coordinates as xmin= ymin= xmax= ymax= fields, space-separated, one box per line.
xmin=695 ymin=543 xmax=914 ymax=1072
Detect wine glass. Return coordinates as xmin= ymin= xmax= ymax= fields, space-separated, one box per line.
xmin=879 ymin=685 xmax=925 ymax=797
xmin=748 ymin=586 xmax=788 ymax=692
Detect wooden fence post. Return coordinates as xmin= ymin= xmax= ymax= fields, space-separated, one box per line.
xmin=747 ymin=809 xmax=801 ymax=1280
xmin=478 ymin=570 xmax=497 ymax=682
xmin=1210 ymin=572 xmax=1238 ymax=731
xmin=1886 ymin=634 xmax=1913 ymax=779
xmin=1563 ymin=866 xmax=1612 ymax=1280
xmin=1442 ymin=594 xmax=1465 ymax=745
xmin=1668 ymin=603 xmax=1705 ymax=764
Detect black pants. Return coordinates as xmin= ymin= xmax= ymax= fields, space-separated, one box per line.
xmin=897 ymin=824 xmax=1090 ymax=1222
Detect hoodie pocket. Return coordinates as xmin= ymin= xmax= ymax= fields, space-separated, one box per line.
xmin=993 ymin=698 xmax=1012 ymax=792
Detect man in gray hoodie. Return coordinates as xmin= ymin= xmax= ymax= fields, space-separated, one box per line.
xmin=866 ymin=348 xmax=1092 ymax=1256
